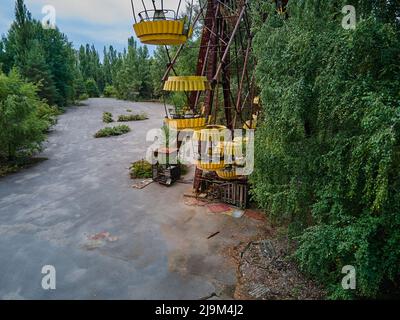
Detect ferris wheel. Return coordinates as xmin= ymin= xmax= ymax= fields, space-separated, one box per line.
xmin=129 ymin=0 xmax=283 ymax=205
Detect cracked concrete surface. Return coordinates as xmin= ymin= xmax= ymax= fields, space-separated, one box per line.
xmin=0 ymin=98 xmax=261 ymax=300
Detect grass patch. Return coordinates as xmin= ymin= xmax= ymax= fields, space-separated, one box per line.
xmin=94 ymin=125 xmax=131 ymax=138
xmin=103 ymin=112 xmax=114 ymax=123
xmin=118 ymin=113 xmax=148 ymax=122
xmin=129 ymin=159 xmax=152 ymax=179
xmin=126 ymin=109 xmax=132 ymax=112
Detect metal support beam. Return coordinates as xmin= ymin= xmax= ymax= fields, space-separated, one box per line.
xmin=212 ymin=1 xmax=247 ymax=82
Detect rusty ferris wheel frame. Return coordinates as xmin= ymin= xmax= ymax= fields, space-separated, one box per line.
xmin=162 ymin=0 xmax=261 ymax=131
xmin=129 ymin=0 xmax=288 ymax=130
xmin=158 ymin=0 xmax=288 ymax=195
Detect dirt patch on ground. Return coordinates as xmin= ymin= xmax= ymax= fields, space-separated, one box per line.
xmin=181 ymin=194 xmax=325 ymax=300
xmin=224 ymin=215 xmax=326 ymax=300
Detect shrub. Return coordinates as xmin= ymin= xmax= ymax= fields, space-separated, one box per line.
xmin=74 ymin=76 xmax=87 ymax=101
xmin=0 ymin=70 xmax=49 ymax=160
xmin=129 ymin=159 xmax=152 ymax=179
xmin=79 ymin=93 xmax=89 ymax=101
xmin=103 ymin=85 xmax=118 ymax=98
xmin=102 ymin=112 xmax=114 ymax=123
xmin=36 ymin=103 xmax=59 ymax=130
xmin=94 ymin=125 xmax=130 ymax=138
xmin=117 ymin=113 xmax=148 ymax=122
xmin=85 ymin=78 xmax=99 ymax=98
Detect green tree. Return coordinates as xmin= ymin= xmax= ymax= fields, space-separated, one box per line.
xmin=0 ymin=70 xmax=48 ymax=160
xmin=77 ymin=44 xmax=105 ymax=94
xmin=150 ymin=46 xmax=169 ymax=98
xmin=85 ymin=78 xmax=100 ymax=98
xmin=114 ymin=38 xmax=141 ymax=101
xmin=103 ymin=85 xmax=117 ymax=98
xmin=3 ymin=0 xmax=76 ymax=107
xmin=38 ymin=26 xmax=76 ymax=107
xmin=22 ymin=40 xmax=58 ymax=105
xmin=136 ymin=45 xmax=152 ymax=98
xmin=72 ymin=68 xmax=87 ymax=100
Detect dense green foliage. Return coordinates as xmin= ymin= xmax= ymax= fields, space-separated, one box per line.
xmin=94 ymin=125 xmax=131 ymax=138
xmin=0 ymin=0 xmax=76 ymax=107
xmin=0 ymin=0 xmax=199 ymax=171
xmin=85 ymin=78 xmax=100 ymax=98
xmin=0 ymin=70 xmax=51 ymax=160
xmin=251 ymin=0 xmax=400 ymax=298
xmin=103 ymin=85 xmax=118 ymax=98
xmin=77 ymin=38 xmax=160 ymax=101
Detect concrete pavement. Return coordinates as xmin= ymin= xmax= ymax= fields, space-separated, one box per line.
xmin=0 ymin=98 xmax=261 ymax=299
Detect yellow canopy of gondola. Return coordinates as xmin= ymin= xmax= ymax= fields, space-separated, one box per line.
xmin=195 ymin=160 xmax=226 ymax=171
xmin=163 ymin=76 xmax=211 ymax=92
xmin=216 ymin=168 xmax=241 ymax=180
xmin=133 ymin=20 xmax=192 ymax=45
xmin=164 ymin=117 xmax=206 ymax=130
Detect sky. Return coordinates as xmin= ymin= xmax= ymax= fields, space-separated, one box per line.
xmin=0 ymin=0 xmax=184 ymax=58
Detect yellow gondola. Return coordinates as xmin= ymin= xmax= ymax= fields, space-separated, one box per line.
xmin=195 ymin=160 xmax=226 ymax=171
xmin=163 ymin=76 xmax=210 ymax=130
xmin=130 ymin=1 xmax=194 ymax=46
xmin=192 ymin=125 xmax=227 ymax=142
xmin=192 ymin=125 xmax=227 ymax=171
xmin=164 ymin=117 xmax=206 ymax=130
xmin=134 ymin=20 xmax=192 ymax=46
xmin=216 ymin=167 xmax=241 ymax=180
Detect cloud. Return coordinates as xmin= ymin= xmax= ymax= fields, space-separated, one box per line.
xmin=25 ymin=0 xmax=184 ymax=25
xmin=26 ymin=0 xmax=131 ymax=25
xmin=1 ymin=1 xmax=188 ymax=55
xmin=63 ymin=24 xmax=132 ymax=46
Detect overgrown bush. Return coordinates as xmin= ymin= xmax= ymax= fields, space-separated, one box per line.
xmin=129 ymin=159 xmax=152 ymax=179
xmin=79 ymin=93 xmax=89 ymax=101
xmin=103 ymin=85 xmax=118 ymax=98
xmin=117 ymin=113 xmax=148 ymax=122
xmin=0 ymin=70 xmax=50 ymax=160
xmin=251 ymin=0 xmax=400 ymax=299
xmin=36 ymin=103 xmax=59 ymax=131
xmin=85 ymin=78 xmax=100 ymax=98
xmin=102 ymin=112 xmax=114 ymax=123
xmin=94 ymin=125 xmax=130 ymax=138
